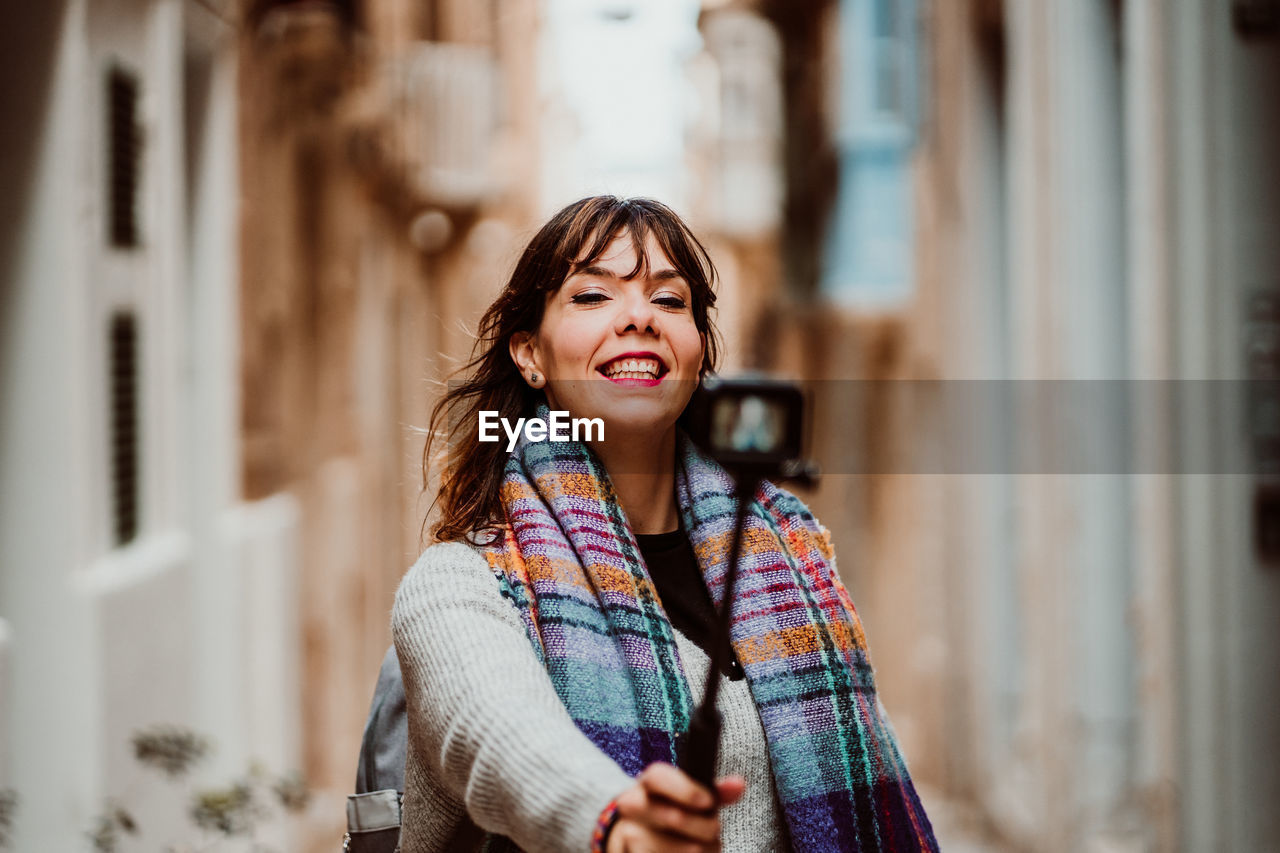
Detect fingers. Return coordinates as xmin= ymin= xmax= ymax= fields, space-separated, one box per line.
xmin=615 ymin=782 xmax=719 ymax=844
xmin=713 ymin=775 xmax=747 ymax=807
xmin=611 ymin=764 xmax=749 ymax=851
xmin=608 ymin=818 xmax=720 ymax=853
xmin=642 ymin=797 xmax=721 ymax=842
xmin=638 ymin=763 xmax=716 ymax=811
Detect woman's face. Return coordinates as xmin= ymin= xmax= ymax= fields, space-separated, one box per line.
xmin=510 ymin=230 xmax=705 ymax=444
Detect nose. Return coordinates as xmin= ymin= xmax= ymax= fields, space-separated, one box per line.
xmin=614 ymin=289 xmax=658 ymax=337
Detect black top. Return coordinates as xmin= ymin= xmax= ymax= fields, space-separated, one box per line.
xmin=634 ymin=525 xmax=745 ymax=681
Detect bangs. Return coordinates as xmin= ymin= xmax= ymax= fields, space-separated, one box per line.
xmin=548 ymin=198 xmax=718 ymax=308
xmin=563 ymin=207 xmax=652 ymax=282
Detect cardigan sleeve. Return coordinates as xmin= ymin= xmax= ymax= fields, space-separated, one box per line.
xmin=391 ymin=540 xmax=634 ymax=853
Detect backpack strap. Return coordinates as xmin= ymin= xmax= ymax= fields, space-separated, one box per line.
xmin=355 ymin=645 xmax=408 ymax=795
xmin=349 ymin=645 xmax=408 ymax=852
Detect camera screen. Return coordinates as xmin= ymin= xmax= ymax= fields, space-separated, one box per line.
xmin=710 ymin=394 xmax=787 ymax=455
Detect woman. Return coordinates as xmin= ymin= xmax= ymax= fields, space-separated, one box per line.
xmin=392 ymin=196 xmax=938 ymax=852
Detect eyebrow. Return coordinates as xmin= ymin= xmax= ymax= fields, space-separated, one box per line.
xmin=571 ymin=265 xmax=686 ymax=283
xmin=573 ymin=265 xmax=618 ymax=280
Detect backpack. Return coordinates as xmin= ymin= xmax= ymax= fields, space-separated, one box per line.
xmin=345 ymin=645 xmax=407 ymax=852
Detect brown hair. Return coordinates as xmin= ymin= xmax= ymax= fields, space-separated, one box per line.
xmin=422 ymin=196 xmax=722 ymax=543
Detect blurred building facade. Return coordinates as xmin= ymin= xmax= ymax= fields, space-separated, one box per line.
xmin=753 ymin=0 xmax=1280 ymax=851
xmin=0 ymin=0 xmax=546 ymax=848
xmin=1 ymin=0 xmax=269 ymax=849
xmin=236 ymin=0 xmax=546 ymax=844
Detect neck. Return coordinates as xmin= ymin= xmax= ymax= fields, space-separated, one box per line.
xmin=592 ymin=427 xmax=679 ymax=535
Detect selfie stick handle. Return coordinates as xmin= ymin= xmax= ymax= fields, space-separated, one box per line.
xmin=677 ymin=476 xmax=758 ymax=791
xmin=679 ymin=702 xmax=722 ymax=791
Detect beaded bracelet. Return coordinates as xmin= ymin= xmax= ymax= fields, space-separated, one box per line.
xmin=590 ymin=798 xmax=621 ymax=853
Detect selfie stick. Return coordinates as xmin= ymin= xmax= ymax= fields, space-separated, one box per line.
xmin=676 ymin=376 xmax=817 ymax=793
xmin=676 ymin=473 xmax=759 ymax=791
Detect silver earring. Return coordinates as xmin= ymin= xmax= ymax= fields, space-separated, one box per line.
xmin=530 ymin=372 xmax=539 ymax=385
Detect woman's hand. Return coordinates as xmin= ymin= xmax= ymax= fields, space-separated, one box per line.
xmin=604 ymin=763 xmax=747 ymax=853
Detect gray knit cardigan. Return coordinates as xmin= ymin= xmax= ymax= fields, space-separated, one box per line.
xmin=390 ymin=540 xmax=788 ymax=852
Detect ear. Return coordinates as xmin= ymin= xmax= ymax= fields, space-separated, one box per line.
xmin=509 ymin=331 xmax=539 ymax=378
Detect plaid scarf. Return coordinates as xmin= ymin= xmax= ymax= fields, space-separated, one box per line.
xmin=481 ymin=417 xmax=938 ymax=852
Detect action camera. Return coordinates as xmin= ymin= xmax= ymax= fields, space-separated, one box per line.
xmin=686 ymin=374 xmax=808 ymax=478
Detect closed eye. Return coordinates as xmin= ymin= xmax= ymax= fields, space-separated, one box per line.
xmin=570 ymin=292 xmax=609 ymax=305
xmin=655 ymin=296 xmax=687 ymax=309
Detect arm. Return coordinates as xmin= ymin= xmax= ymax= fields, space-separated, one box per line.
xmin=391 ymin=541 xmax=633 ymax=853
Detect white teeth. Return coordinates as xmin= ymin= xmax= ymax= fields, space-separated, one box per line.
xmin=602 ymin=357 xmax=661 ymax=378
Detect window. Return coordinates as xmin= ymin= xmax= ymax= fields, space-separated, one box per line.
xmin=109 ymin=312 xmax=140 ymax=546
xmin=822 ymin=0 xmax=919 ymax=305
xmin=107 ymin=66 xmax=141 ymax=248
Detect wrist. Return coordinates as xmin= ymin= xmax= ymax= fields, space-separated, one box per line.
xmin=590 ymin=798 xmax=621 ymax=853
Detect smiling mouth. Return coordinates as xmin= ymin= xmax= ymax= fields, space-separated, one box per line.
xmin=596 ymin=355 xmax=668 ymax=382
